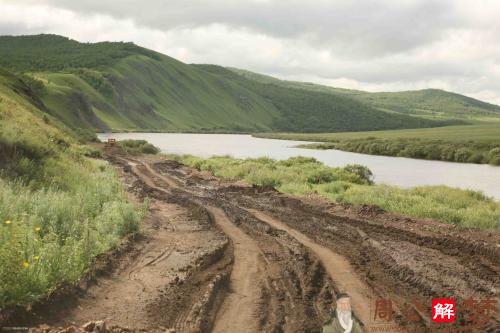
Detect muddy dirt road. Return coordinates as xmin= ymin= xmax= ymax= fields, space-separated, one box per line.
xmin=5 ymin=150 xmax=499 ymax=333
xmin=208 ymin=206 xmax=265 ymax=333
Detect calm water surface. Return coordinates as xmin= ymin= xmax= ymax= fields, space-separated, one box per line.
xmin=98 ymin=133 xmax=500 ymax=200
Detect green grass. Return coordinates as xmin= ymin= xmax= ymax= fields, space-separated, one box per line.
xmin=0 ymin=68 xmax=142 ymax=309
xmin=173 ymin=155 xmax=500 ymax=230
xmin=0 ymin=162 xmax=140 ymax=307
xmin=254 ymin=124 xmax=500 ymax=165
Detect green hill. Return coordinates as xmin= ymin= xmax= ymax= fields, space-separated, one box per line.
xmin=229 ymin=68 xmax=500 ymax=120
xmin=193 ymin=64 xmax=452 ymax=132
xmin=0 ymin=34 xmax=463 ymax=133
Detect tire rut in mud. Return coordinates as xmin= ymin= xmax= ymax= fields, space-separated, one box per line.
xmin=125 ymin=156 xmax=340 ymax=332
xmin=152 ymin=159 xmax=500 ymax=332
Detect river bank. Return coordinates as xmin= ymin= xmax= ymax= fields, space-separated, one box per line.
xmin=254 ymin=124 xmax=500 ymax=165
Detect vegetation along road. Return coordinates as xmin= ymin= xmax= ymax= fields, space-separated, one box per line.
xmin=3 ymin=147 xmax=498 ymax=332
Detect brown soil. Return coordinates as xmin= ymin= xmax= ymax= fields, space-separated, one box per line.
xmin=2 ymin=148 xmax=499 ymax=333
xmin=208 ymin=207 xmax=265 ymax=333
xmin=246 ymin=209 xmax=374 ymax=325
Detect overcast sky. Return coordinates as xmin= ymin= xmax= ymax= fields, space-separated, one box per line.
xmin=1 ymin=0 xmax=499 ymax=105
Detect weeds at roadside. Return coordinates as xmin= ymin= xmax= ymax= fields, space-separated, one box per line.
xmin=178 ymin=155 xmax=499 ymax=230
xmin=0 ymin=88 xmax=143 ymax=310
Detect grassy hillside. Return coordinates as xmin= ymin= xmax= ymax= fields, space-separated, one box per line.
xmin=230 ymin=68 xmax=500 ymax=120
xmin=0 ymin=68 xmax=141 ymax=309
xmin=0 ymin=34 xmax=460 ymax=133
xmin=194 ymin=65 xmax=452 ymax=132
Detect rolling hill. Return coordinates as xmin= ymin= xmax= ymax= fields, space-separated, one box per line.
xmin=230 ymin=68 xmax=500 ymax=120
xmin=1 ymin=34 xmax=494 ymax=133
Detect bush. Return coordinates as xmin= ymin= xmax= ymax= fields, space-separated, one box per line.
xmin=488 ymin=148 xmax=500 ymax=165
xmin=74 ymin=128 xmax=99 ymax=143
xmin=306 ymin=168 xmax=337 ymax=184
xmin=279 ymin=156 xmax=318 ymax=166
xmin=342 ymin=164 xmax=373 ymax=185
xmin=118 ymin=139 xmax=160 ymax=155
xmin=454 ymin=148 xmax=473 ymax=162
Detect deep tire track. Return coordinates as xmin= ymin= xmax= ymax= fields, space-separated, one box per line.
xmin=246 ymin=208 xmax=374 ymax=325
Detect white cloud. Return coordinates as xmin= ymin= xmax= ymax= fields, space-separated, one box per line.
xmin=0 ymin=0 xmax=499 ymax=105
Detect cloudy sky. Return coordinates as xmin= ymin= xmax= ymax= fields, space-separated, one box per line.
xmin=1 ymin=0 xmax=499 ymax=105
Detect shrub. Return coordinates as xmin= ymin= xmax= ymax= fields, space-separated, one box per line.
xmin=454 ymin=148 xmax=473 ymax=162
xmin=468 ymin=152 xmax=485 ymax=164
xmin=488 ymin=148 xmax=500 ymax=165
xmin=245 ymin=168 xmax=282 ymax=187
xmin=74 ymin=128 xmax=99 ymax=143
xmin=279 ymin=156 xmax=318 ymax=166
xmin=342 ymin=164 xmax=373 ymax=185
xmin=118 ymin=139 xmax=160 ymax=155
xmin=306 ymin=168 xmax=337 ymax=184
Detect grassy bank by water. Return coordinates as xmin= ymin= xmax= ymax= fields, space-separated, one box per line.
xmin=0 ymin=69 xmax=143 ymax=309
xmin=254 ymin=124 xmax=500 ymax=165
xmin=172 ymin=155 xmax=499 ymax=230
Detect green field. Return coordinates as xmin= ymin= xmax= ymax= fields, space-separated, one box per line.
xmin=173 ymin=155 xmax=500 ymax=230
xmin=254 ymin=123 xmax=500 ymax=142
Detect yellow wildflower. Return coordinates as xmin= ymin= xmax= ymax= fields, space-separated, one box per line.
xmin=35 ymin=227 xmax=41 ymax=232
xmin=4 ymin=220 xmax=11 ymax=225
xmin=22 ymin=261 xmax=30 ymax=268
xmin=33 ymin=256 xmax=40 ymax=261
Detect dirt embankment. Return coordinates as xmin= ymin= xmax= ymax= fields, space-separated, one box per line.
xmin=3 ymin=150 xmax=499 ymax=333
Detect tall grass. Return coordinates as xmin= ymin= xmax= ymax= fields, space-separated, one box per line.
xmin=177 ymin=155 xmax=499 ymax=230
xmin=0 ymin=85 xmax=142 ymax=309
xmin=0 ymin=159 xmax=141 ymax=309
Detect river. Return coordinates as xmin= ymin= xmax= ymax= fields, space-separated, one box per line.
xmin=98 ymin=133 xmax=500 ymax=200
